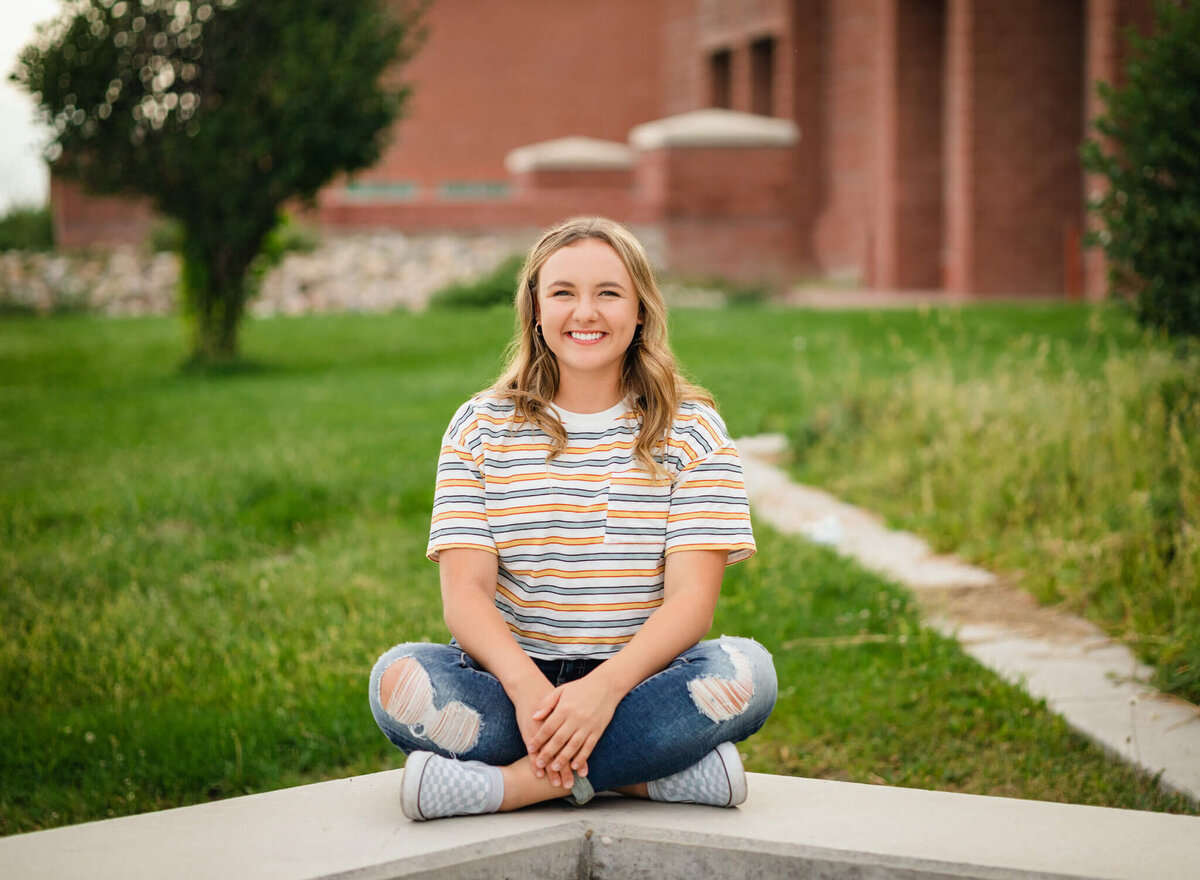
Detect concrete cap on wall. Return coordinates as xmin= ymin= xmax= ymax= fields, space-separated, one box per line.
xmin=629 ymin=109 xmax=800 ymax=150
xmin=505 ymin=137 xmax=636 ymax=174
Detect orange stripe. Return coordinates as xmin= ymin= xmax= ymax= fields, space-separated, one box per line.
xmin=495 ymin=535 xmax=605 ymax=549
xmin=666 ymin=511 xmax=750 ymax=522
xmin=446 ymin=446 xmax=483 ymax=468
xmin=665 ymin=542 xmax=756 ymax=555
xmin=506 ymin=624 xmax=635 ymax=646
xmin=436 ymin=478 xmax=483 ymax=489
xmin=502 ymin=564 xmax=665 ymax=580
xmin=482 ymin=442 xmax=554 ymax=453
xmin=491 ymin=502 xmax=608 ymax=517
xmin=678 ymin=479 xmax=744 ymax=489
xmin=473 ymin=412 xmax=527 ymax=426
xmin=431 ymin=510 xmax=488 ymax=523
xmin=487 ymin=471 xmax=611 ymax=485
xmin=429 ymin=542 xmax=498 ymax=555
xmin=497 ymin=584 xmax=663 ymax=611
xmin=606 ymin=510 xmax=669 ymax=520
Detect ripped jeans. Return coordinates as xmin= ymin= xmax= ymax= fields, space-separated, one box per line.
xmin=367 ymin=637 xmax=777 ymax=803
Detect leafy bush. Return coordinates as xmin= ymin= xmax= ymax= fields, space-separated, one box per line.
xmin=1082 ymin=1 xmax=1200 ymax=338
xmin=429 ymin=254 xmax=523 ymax=309
xmin=0 ymin=204 xmax=54 ymax=252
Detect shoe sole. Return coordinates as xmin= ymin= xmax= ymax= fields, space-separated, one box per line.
xmin=716 ymin=742 xmax=748 ymax=807
xmin=400 ymin=751 xmax=433 ymax=821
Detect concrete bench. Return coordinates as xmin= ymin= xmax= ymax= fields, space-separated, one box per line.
xmin=2 ymin=771 xmax=1197 ymax=878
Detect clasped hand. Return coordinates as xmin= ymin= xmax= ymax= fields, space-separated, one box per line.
xmin=520 ymin=673 xmax=621 ymax=789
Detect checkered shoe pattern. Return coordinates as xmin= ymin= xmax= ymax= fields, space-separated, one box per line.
xmin=400 ymin=751 xmax=504 ymax=821
xmin=646 ymin=742 xmax=747 ymax=807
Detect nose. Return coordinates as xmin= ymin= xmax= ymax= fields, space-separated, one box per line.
xmin=574 ymin=293 xmax=599 ymax=322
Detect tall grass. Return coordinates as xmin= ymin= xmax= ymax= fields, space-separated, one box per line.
xmin=3 ymin=308 xmax=1194 ymax=835
xmin=791 ymin=312 xmax=1200 ymax=702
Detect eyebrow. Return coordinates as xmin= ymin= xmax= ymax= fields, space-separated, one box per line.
xmin=546 ymin=280 xmax=628 ymax=290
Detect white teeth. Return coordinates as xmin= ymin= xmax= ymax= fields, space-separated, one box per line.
xmin=569 ymin=331 xmax=604 ymax=341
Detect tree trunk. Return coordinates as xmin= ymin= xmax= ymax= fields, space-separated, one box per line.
xmin=179 ymin=232 xmax=253 ymax=367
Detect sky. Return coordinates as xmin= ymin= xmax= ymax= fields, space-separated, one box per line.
xmin=0 ymin=0 xmax=62 ymax=215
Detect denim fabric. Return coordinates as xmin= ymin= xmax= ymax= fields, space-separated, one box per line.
xmin=368 ymin=637 xmax=776 ymax=801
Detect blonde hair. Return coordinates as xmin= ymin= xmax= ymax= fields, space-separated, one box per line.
xmin=491 ymin=216 xmax=713 ymax=477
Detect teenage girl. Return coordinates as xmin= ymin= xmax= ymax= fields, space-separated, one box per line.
xmin=369 ymin=216 xmax=776 ymax=820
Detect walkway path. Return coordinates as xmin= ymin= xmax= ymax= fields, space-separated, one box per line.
xmin=736 ymin=433 xmax=1200 ymax=802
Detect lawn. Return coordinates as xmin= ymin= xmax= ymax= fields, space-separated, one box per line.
xmin=1 ymin=306 xmax=1194 ymax=835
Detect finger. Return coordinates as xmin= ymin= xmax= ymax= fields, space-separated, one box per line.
xmin=527 ymin=713 xmax=563 ymax=755
xmin=550 ymin=729 xmax=589 ymax=774
xmin=536 ymin=725 xmax=576 ymax=771
xmin=570 ymin=733 xmax=599 ymax=773
xmin=531 ymin=689 xmax=562 ymax=722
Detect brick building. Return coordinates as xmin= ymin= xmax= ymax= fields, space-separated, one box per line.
xmin=56 ymin=0 xmax=1155 ymax=299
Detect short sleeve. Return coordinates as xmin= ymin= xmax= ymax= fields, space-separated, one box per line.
xmin=426 ymin=401 xmax=497 ymax=562
xmin=664 ymin=406 xmax=756 ymax=564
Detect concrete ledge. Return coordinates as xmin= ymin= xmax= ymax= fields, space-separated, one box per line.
xmin=3 ymin=771 xmax=1198 ymax=879
xmin=505 ymin=137 xmax=635 ymax=174
xmin=629 ymin=109 xmax=799 ymax=150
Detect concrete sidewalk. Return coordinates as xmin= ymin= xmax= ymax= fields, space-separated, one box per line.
xmin=737 ymin=434 xmax=1200 ymax=803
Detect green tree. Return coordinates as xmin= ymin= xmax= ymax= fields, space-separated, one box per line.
xmin=1082 ymin=0 xmax=1200 ymax=339
xmin=13 ymin=0 xmax=424 ymax=364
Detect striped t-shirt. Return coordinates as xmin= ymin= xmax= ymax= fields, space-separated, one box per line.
xmin=426 ymin=393 xmax=756 ymax=659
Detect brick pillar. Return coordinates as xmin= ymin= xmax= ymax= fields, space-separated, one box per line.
xmin=631 ymin=110 xmax=801 ymax=282
xmin=874 ymin=0 xmax=945 ymax=290
xmin=943 ymin=0 xmax=974 ymax=294
xmin=789 ymin=0 xmax=825 ymax=270
xmin=944 ymin=0 xmax=1085 ymax=296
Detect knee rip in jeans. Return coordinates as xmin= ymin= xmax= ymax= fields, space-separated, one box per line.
xmin=379 ymin=657 xmax=481 ymax=754
xmin=688 ymin=643 xmax=755 ymax=722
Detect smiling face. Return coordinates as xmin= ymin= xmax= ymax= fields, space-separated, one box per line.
xmin=535 ymin=238 xmax=642 ymax=404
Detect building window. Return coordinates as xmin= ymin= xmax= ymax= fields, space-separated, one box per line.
xmin=710 ymin=49 xmax=732 ymax=109
xmin=751 ymin=36 xmax=775 ymax=116
xmin=438 ymin=181 xmax=511 ymax=201
xmin=343 ymin=181 xmax=420 ymax=201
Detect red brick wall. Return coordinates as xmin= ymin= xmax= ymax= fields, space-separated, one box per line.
xmin=946 ymin=0 xmax=1086 ymax=295
xmin=874 ymin=0 xmax=945 ymax=289
xmin=813 ymin=2 xmax=881 ymax=279
xmin=368 ymin=0 xmax=665 ymax=193
xmin=662 ymin=0 xmax=794 ymax=118
xmin=788 ymin=0 xmax=827 ymax=269
xmin=51 ymin=178 xmax=154 ymax=250
xmin=638 ymin=144 xmax=799 ymax=280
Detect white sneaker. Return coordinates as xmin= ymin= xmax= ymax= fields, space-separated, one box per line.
xmin=646 ymin=742 xmax=747 ymax=807
xmin=400 ymin=751 xmax=504 ymax=821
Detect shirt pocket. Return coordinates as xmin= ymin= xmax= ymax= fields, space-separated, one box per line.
xmin=604 ymin=468 xmax=671 ymax=545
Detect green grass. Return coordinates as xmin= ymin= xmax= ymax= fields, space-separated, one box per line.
xmin=778 ymin=305 xmax=1200 ymax=704
xmin=1 ymin=307 xmax=1194 ymax=835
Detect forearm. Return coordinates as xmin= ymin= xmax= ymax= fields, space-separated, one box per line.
xmin=443 ymin=582 xmax=546 ymax=695
xmin=589 ymin=548 xmax=726 ymax=698
xmin=591 ymin=594 xmax=713 ymax=698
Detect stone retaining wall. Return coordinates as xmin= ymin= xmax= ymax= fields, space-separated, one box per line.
xmin=0 ymin=232 xmax=532 ymax=317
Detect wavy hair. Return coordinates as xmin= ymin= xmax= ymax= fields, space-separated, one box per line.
xmin=491 ymin=216 xmax=712 ymax=477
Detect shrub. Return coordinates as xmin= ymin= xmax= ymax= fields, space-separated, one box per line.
xmin=1082 ymin=0 xmax=1200 ymax=338
xmin=0 ymin=204 xmax=54 ymax=252
xmin=429 ymin=254 xmax=523 ymax=309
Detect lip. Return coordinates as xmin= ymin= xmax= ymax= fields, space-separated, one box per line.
xmin=565 ymin=330 xmax=608 ymax=344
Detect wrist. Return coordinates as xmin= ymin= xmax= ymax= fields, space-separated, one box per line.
xmin=588 ymin=661 xmax=634 ymax=702
xmin=499 ymin=663 xmax=549 ymax=696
